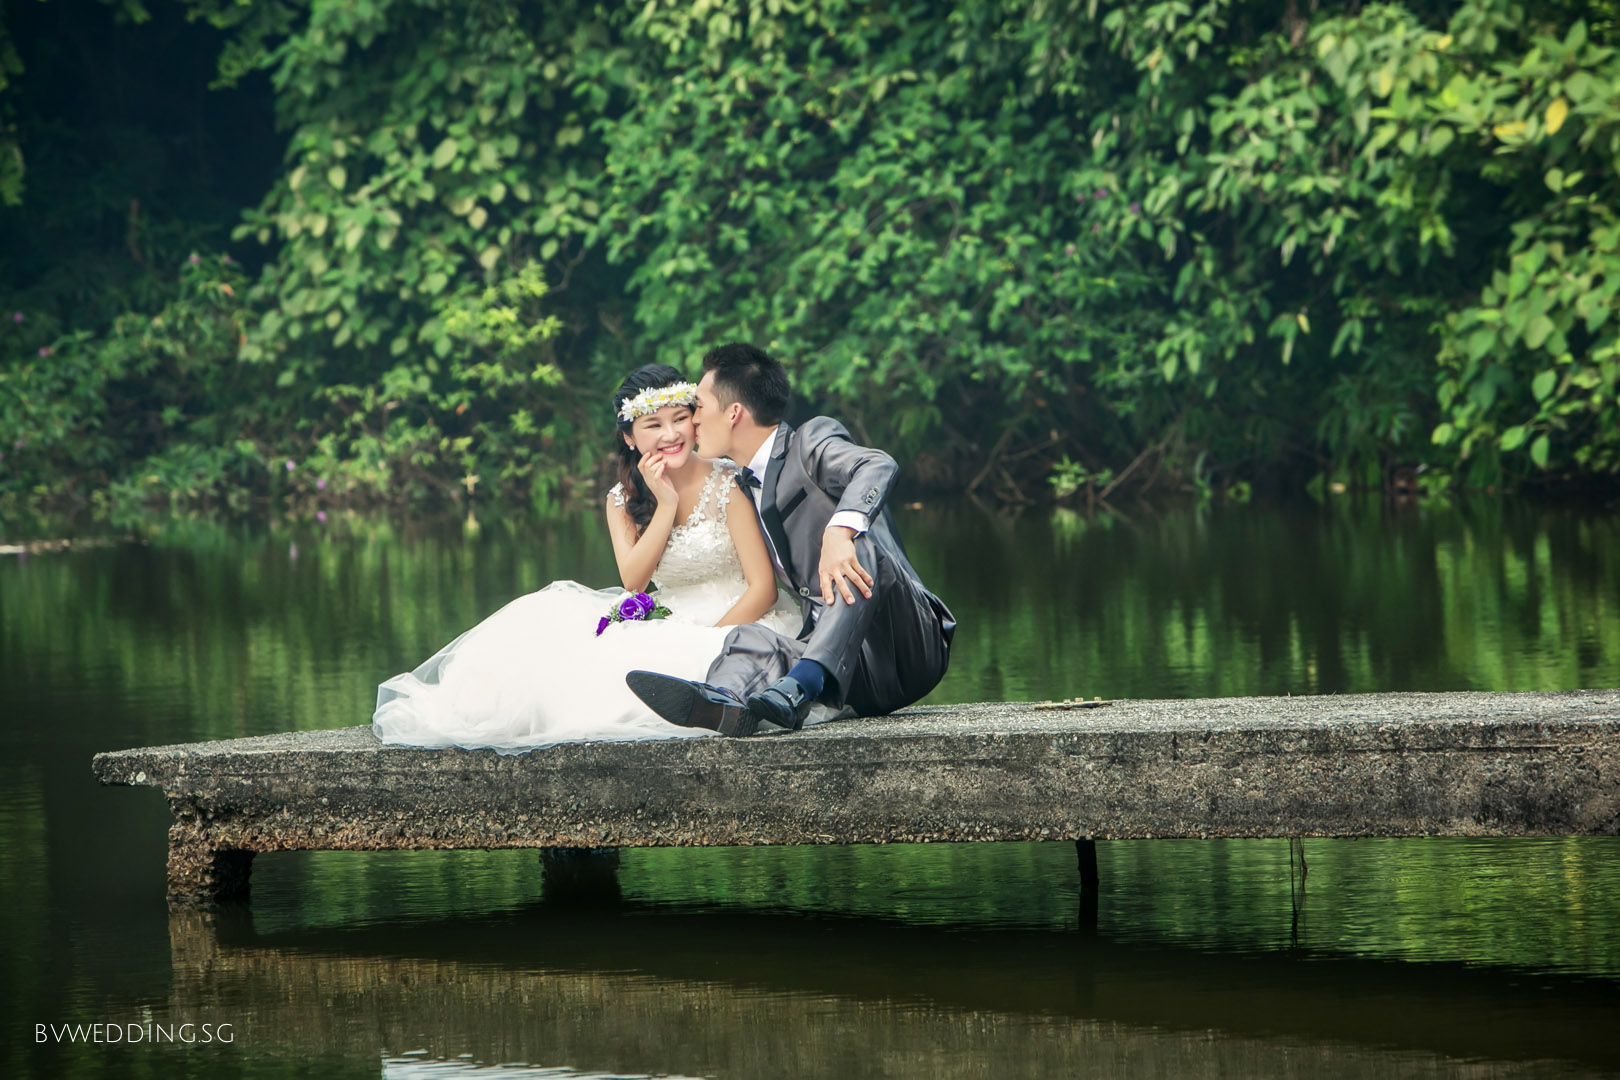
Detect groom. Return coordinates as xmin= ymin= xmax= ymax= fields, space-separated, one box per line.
xmin=626 ymin=343 xmax=955 ymax=736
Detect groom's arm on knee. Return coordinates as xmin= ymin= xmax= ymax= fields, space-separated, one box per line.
xmin=799 ymin=419 xmax=899 ymax=605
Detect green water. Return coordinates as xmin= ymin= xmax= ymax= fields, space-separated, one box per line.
xmin=3 ymin=497 xmax=1619 ymax=1078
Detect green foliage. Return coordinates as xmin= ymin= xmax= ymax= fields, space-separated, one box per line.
xmin=177 ymin=0 xmax=619 ymax=511
xmin=0 ymin=0 xmax=156 ymax=207
xmin=212 ymin=0 xmax=606 ymax=368
xmin=1049 ymin=455 xmax=1115 ymax=501
xmin=0 ymin=12 xmax=21 ymax=208
xmin=297 ymin=260 xmax=578 ymax=510
xmin=1373 ymin=12 xmax=1620 ymax=478
xmin=597 ymin=0 xmax=1167 ymax=476
xmin=595 ymin=0 xmax=1620 ymax=491
xmin=4 ymin=0 xmax=1620 ymax=514
xmin=1 ymin=255 xmax=265 ymax=510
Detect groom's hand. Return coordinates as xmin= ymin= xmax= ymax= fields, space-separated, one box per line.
xmin=820 ymin=527 xmax=874 ymax=606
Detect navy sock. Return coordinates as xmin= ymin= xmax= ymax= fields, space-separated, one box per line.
xmin=786 ymin=659 xmax=828 ymax=700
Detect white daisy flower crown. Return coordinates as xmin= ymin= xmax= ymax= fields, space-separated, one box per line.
xmin=617 ymin=381 xmax=698 ymax=423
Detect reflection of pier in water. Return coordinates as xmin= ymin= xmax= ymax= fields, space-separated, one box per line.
xmin=160 ymin=894 xmax=1620 ymax=1078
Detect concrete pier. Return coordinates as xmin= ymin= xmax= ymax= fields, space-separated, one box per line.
xmin=91 ymin=689 xmax=1620 ymax=902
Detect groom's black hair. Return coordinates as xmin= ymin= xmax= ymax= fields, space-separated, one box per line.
xmin=702 ymin=343 xmax=789 ymax=426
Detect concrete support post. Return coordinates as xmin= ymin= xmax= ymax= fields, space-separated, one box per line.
xmin=1075 ymin=838 xmax=1099 ymax=890
xmin=167 ymin=816 xmax=253 ymax=903
xmin=539 ymin=847 xmax=622 ymax=905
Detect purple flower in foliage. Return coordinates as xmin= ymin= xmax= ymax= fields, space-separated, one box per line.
xmin=316 ymin=510 xmax=328 ymax=524
xmin=595 ymin=617 xmax=611 ymax=637
xmin=618 ymin=595 xmax=645 ymax=620
xmin=1095 ymin=188 xmax=1109 ymax=200
xmin=1129 ymin=201 xmax=1141 ymax=213
xmin=188 ymin=253 xmax=202 ymax=266
xmin=38 ymin=347 xmax=50 ymax=357
xmin=1075 ymin=192 xmax=1087 ymax=202
xmin=285 ymin=459 xmax=296 ymax=472
xmin=1065 ymin=244 xmax=1077 ymax=256
xmin=11 ymin=312 xmax=22 ymax=324
xmin=316 ymin=477 xmax=327 ymax=491
xmin=222 ymin=255 xmax=234 ymax=266
xmin=633 ymin=592 xmax=657 ymax=615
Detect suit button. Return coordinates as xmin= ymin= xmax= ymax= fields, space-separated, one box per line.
xmin=798 ymin=586 xmax=811 ymax=597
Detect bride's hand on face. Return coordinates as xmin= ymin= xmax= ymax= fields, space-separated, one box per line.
xmin=637 ymin=451 xmax=680 ymax=506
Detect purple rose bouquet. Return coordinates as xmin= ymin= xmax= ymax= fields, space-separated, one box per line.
xmin=595 ymin=591 xmax=672 ymax=636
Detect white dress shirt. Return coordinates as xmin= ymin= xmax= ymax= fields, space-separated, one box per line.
xmin=743 ymin=426 xmax=869 ymax=573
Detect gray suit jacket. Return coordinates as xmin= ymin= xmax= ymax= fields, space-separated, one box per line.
xmin=753 ymin=418 xmax=954 ymax=710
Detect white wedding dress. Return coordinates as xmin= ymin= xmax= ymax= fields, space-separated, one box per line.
xmin=372 ymin=461 xmax=807 ymax=752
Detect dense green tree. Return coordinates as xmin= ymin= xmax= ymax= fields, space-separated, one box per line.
xmin=2 ymin=0 xmax=1618 ymax=517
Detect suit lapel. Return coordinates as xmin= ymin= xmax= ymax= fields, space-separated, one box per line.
xmin=760 ymin=423 xmax=794 ymax=583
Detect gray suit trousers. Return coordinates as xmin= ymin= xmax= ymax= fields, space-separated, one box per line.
xmin=705 ymin=533 xmax=951 ymax=716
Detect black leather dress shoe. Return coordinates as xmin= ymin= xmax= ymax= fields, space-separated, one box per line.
xmin=626 ymin=671 xmax=759 ymax=737
xmin=747 ymin=676 xmax=814 ymax=731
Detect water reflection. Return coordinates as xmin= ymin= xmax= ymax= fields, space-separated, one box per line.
xmin=923 ymin=498 xmax=1620 ymax=702
xmin=4 ymin=497 xmax=1620 ymax=1078
xmin=139 ymin=902 xmax=1620 ymax=1077
xmin=243 ymin=838 xmax=1620 ymax=980
xmin=383 ymin=1062 xmax=699 ymax=1080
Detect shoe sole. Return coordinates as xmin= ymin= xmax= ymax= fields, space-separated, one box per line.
xmin=627 ymin=671 xmax=758 ymax=736
xmin=626 ymin=671 xmax=699 ymax=726
xmin=716 ymin=708 xmax=761 ymax=738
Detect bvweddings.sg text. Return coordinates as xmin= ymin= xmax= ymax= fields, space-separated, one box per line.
xmin=36 ymin=1022 xmax=234 ymax=1044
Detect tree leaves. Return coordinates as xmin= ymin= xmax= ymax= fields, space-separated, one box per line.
xmin=431 ymin=137 xmax=458 ymax=169
xmin=68 ymin=0 xmax=1614 ymax=508
xmin=1531 ymin=434 xmax=1550 ymax=468
xmin=1524 ymin=315 xmax=1555 ymax=350
xmin=1545 ymin=98 xmax=1569 ymax=136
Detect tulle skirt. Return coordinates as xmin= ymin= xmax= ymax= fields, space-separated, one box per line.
xmin=372 ymin=580 xmax=801 ymax=753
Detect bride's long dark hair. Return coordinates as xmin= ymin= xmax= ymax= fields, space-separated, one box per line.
xmin=612 ymin=364 xmax=691 ymax=535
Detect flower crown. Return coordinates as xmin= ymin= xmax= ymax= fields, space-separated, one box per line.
xmin=617 ymin=381 xmax=698 ymax=423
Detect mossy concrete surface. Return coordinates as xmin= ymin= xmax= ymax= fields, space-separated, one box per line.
xmin=91 ymin=689 xmax=1620 ymax=902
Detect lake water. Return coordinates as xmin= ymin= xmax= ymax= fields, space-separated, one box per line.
xmin=3 ymin=496 xmax=1619 ymax=1078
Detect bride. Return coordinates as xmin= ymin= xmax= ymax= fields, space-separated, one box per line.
xmin=371 ymin=364 xmax=808 ymax=752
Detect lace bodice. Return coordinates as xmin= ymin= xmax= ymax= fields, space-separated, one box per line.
xmin=609 ymin=461 xmax=750 ymax=623
xmin=655 ymin=462 xmax=744 ymax=589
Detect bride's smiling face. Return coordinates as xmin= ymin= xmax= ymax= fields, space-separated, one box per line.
xmin=625 ymin=404 xmax=697 ymax=467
